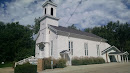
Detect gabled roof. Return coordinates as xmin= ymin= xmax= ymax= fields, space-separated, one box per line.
xmin=60 ymin=50 xmax=70 ymax=55
xmin=109 ymin=51 xmax=129 ymax=55
xmin=101 ymin=46 xmax=121 ymax=55
xmin=49 ymin=25 xmax=107 ymax=42
xmin=60 ymin=50 xmax=69 ymax=53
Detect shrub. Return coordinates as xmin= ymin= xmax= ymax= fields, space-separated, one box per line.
xmin=72 ymin=57 xmax=105 ymax=65
xmin=88 ymin=57 xmax=94 ymax=64
xmin=56 ymin=58 xmax=66 ymax=68
xmin=14 ymin=63 xmax=37 ymax=73
xmin=82 ymin=57 xmax=92 ymax=65
xmin=43 ymin=57 xmax=66 ymax=69
xmin=43 ymin=57 xmax=52 ymax=69
xmin=97 ymin=57 xmax=105 ymax=64
xmin=72 ymin=57 xmax=81 ymax=65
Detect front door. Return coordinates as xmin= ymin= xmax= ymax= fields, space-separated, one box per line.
xmin=109 ymin=55 xmax=117 ymax=62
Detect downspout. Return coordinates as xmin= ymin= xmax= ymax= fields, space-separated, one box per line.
xmin=68 ymin=33 xmax=71 ymax=65
xmin=99 ymin=39 xmax=102 ymax=56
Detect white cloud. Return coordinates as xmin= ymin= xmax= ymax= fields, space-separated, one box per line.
xmin=0 ymin=0 xmax=130 ymax=29
xmin=0 ymin=0 xmax=44 ymax=25
xmin=127 ymin=0 xmax=130 ymax=4
xmin=56 ymin=0 xmax=130 ymax=29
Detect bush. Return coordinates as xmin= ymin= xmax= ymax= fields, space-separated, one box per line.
xmin=56 ymin=58 xmax=66 ymax=68
xmin=15 ymin=63 xmax=37 ymax=73
xmin=97 ymin=57 xmax=105 ymax=64
xmin=72 ymin=57 xmax=105 ymax=65
xmin=71 ymin=57 xmax=81 ymax=65
xmin=44 ymin=57 xmax=52 ymax=69
xmin=44 ymin=57 xmax=66 ymax=69
xmin=81 ymin=57 xmax=91 ymax=65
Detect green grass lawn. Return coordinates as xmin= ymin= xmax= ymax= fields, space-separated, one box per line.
xmin=0 ymin=62 xmax=13 ymax=68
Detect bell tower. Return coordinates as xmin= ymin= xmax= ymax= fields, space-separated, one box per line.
xmin=39 ymin=0 xmax=59 ymax=27
xmin=36 ymin=0 xmax=59 ymax=58
xmin=43 ymin=0 xmax=57 ymax=17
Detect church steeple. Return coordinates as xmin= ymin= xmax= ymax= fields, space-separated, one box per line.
xmin=39 ymin=0 xmax=59 ymax=27
xmin=42 ymin=0 xmax=57 ymax=17
xmin=35 ymin=0 xmax=59 ymax=59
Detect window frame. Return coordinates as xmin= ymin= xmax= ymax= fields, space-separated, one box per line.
xmin=97 ymin=45 xmax=100 ymax=56
xmin=69 ymin=41 xmax=73 ymax=55
xmin=39 ymin=44 xmax=45 ymax=51
xmin=84 ymin=43 xmax=88 ymax=56
xmin=51 ymin=8 xmax=53 ymax=16
xmin=45 ymin=8 xmax=46 ymax=14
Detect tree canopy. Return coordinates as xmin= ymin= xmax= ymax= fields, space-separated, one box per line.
xmin=33 ymin=18 xmax=40 ymax=34
xmin=68 ymin=24 xmax=77 ymax=30
xmin=0 ymin=22 xmax=35 ymax=62
xmin=84 ymin=21 xmax=130 ymax=59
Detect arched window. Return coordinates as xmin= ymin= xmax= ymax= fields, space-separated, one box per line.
xmin=39 ymin=44 xmax=45 ymax=51
xmin=45 ymin=8 xmax=46 ymax=14
xmin=51 ymin=8 xmax=53 ymax=16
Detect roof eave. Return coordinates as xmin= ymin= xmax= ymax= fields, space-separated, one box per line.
xmin=101 ymin=46 xmax=121 ymax=55
xmin=39 ymin=15 xmax=59 ymax=22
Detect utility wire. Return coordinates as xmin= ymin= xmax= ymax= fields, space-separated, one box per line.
xmin=65 ymin=0 xmax=83 ymax=25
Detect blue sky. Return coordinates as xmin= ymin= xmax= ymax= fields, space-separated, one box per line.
xmin=0 ymin=0 xmax=130 ymax=29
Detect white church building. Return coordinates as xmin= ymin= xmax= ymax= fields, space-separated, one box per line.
xmin=35 ymin=0 xmax=129 ymax=65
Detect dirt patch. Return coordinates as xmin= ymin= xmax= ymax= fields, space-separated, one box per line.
xmin=0 ymin=67 xmax=14 ymax=73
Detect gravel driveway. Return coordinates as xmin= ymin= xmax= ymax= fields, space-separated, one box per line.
xmin=40 ymin=62 xmax=130 ymax=73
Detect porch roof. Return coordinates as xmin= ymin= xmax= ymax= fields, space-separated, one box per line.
xmin=102 ymin=46 xmax=121 ymax=55
xmin=109 ymin=51 xmax=129 ymax=55
xmin=60 ymin=50 xmax=70 ymax=54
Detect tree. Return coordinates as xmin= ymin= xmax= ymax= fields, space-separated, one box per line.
xmin=0 ymin=21 xmax=35 ymax=62
xmin=84 ymin=28 xmax=92 ymax=33
xmin=68 ymin=24 xmax=77 ymax=30
xmin=33 ymin=18 xmax=40 ymax=34
xmin=84 ymin=21 xmax=130 ymax=59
